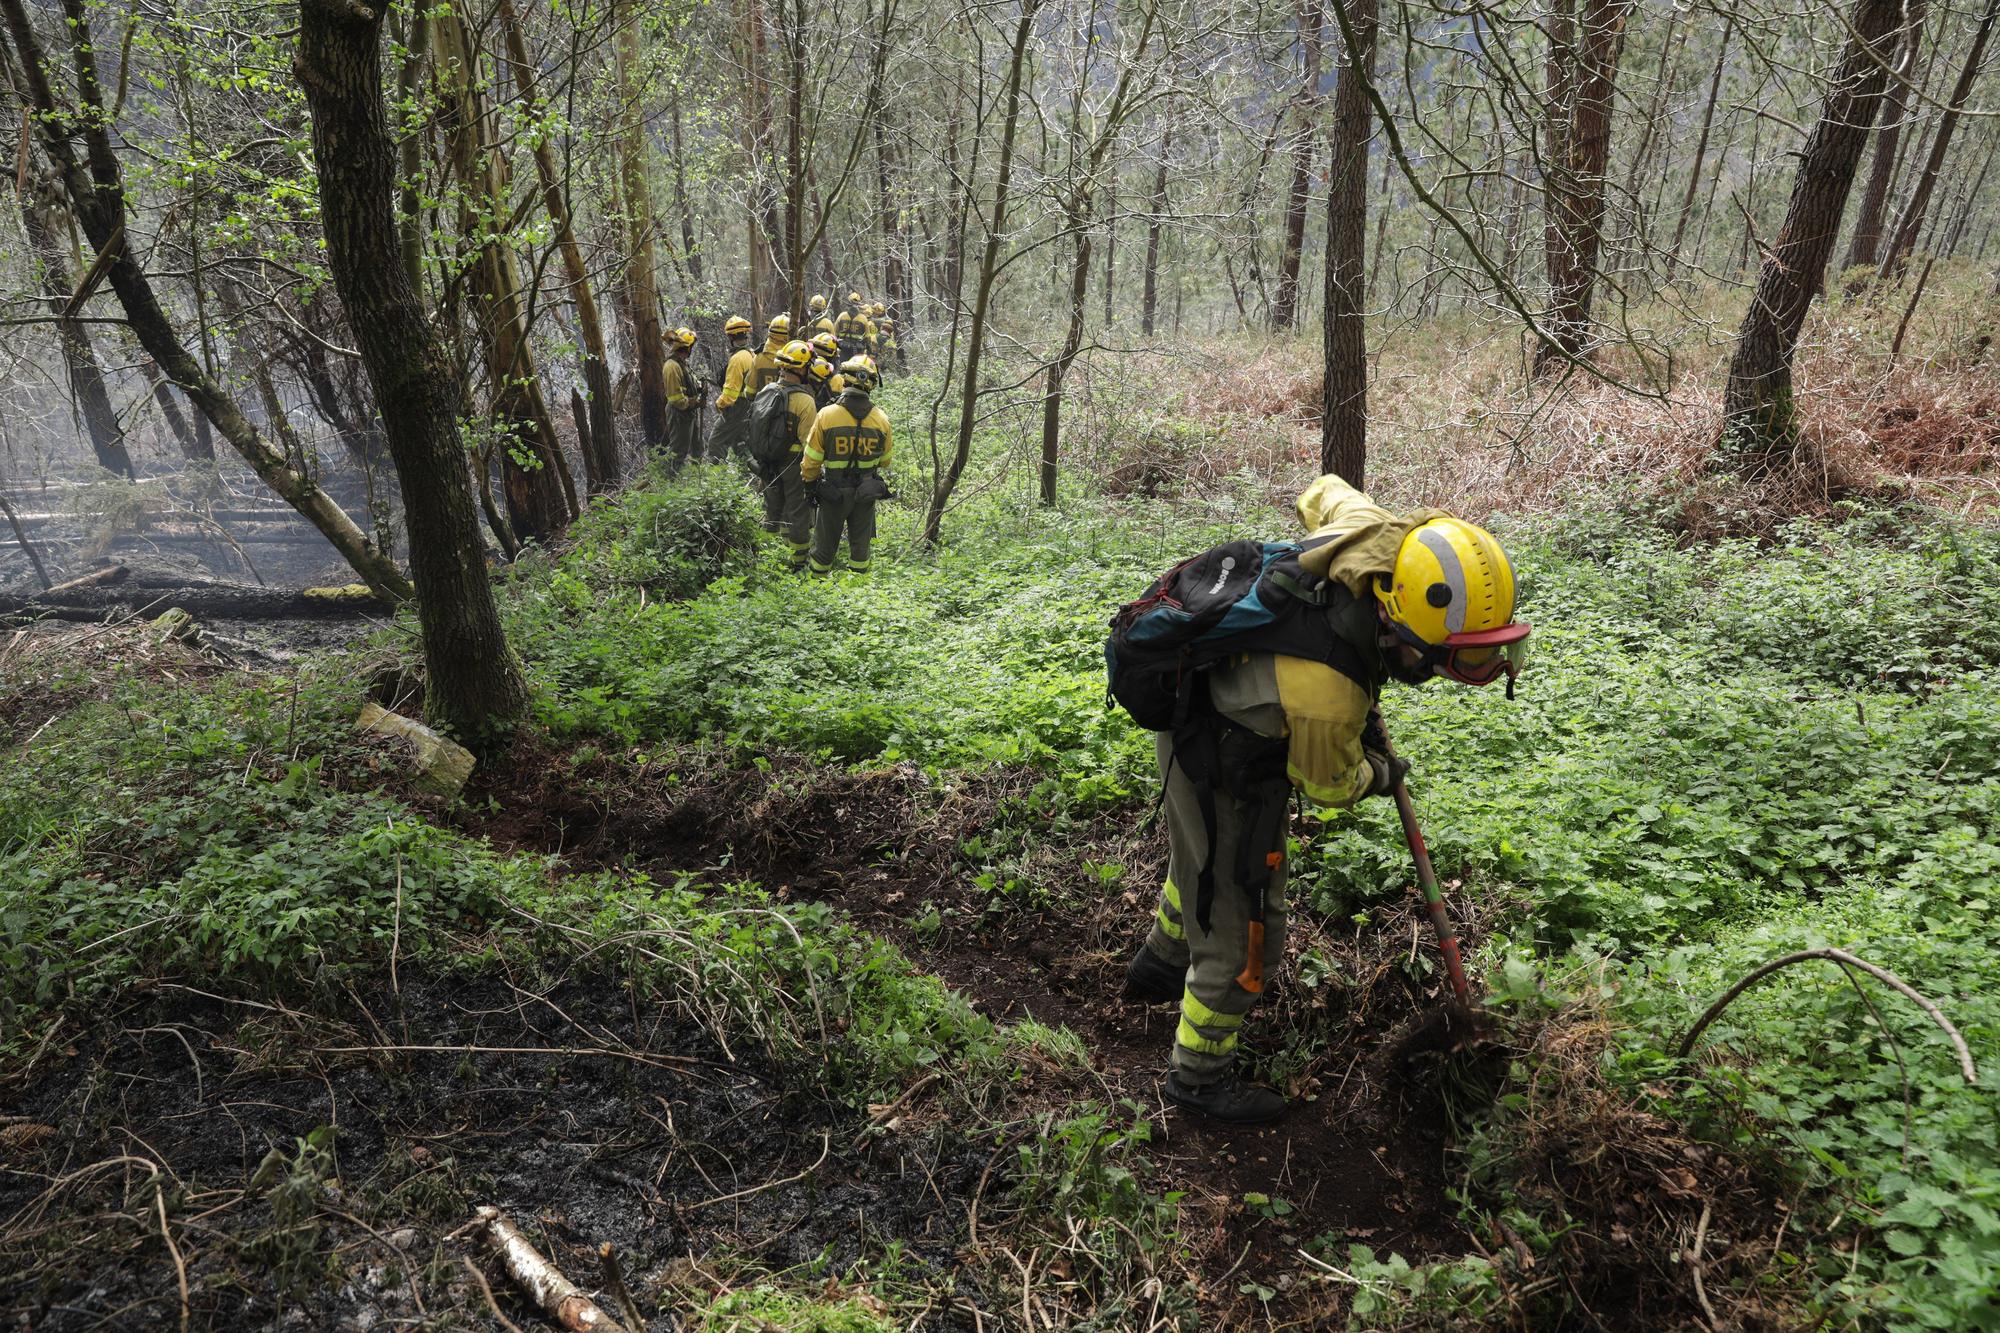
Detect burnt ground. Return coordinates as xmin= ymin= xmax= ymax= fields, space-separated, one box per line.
xmin=1 ymin=974 xmax=993 ymax=1331
xmin=460 ymin=738 xmax=1487 ymax=1322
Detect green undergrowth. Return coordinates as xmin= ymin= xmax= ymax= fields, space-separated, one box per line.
xmin=510 ymin=469 xmax=2000 ymax=1326
xmin=0 ymin=668 xmax=998 ymax=1104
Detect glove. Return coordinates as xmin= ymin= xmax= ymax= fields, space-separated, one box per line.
xmin=805 ymin=479 xmax=821 ymax=508
xmin=1364 ymin=749 xmax=1411 ymax=799
xmin=1360 ymin=707 xmax=1389 ymax=754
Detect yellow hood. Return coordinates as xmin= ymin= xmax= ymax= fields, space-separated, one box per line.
xmin=1293 ymin=475 xmax=1449 ymax=597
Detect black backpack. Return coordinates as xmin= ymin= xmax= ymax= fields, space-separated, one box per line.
xmin=747 ymin=383 xmax=800 ymax=474
xmin=1105 ymin=537 xmax=1378 ymax=732
xmin=1105 ymin=536 xmax=1381 ymax=935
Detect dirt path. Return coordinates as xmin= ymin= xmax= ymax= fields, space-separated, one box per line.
xmin=466 ymin=741 xmax=1475 ymax=1315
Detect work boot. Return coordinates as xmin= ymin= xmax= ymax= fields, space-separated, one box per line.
xmin=1162 ymin=1070 xmax=1287 ymax=1125
xmin=1123 ymin=946 xmax=1183 ymax=1005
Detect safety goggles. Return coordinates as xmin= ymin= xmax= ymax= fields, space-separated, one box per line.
xmin=1432 ymin=623 xmax=1532 ymax=692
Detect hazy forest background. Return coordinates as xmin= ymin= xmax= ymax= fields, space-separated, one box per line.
xmin=2 ymin=0 xmax=1999 ymax=1327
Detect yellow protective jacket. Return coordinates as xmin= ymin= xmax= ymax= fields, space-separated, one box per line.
xmin=750 ymin=335 xmax=787 ymax=395
xmin=718 ymin=347 xmax=757 ymax=408
xmin=833 ymin=310 xmax=875 ymax=348
xmin=802 ymin=393 xmax=892 ymax=484
xmin=1206 ymin=476 xmax=1448 ymax=808
xmin=662 ymin=355 xmax=697 ymax=411
xmin=811 ymin=315 xmax=837 ymax=340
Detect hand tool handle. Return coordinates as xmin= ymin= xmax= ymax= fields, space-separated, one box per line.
xmin=1380 ymin=730 xmax=1473 ymax=1005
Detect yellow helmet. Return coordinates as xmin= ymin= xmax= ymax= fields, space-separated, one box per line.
xmin=839 ymin=355 xmax=878 ymax=389
xmin=870 ymin=303 xmax=886 ymax=317
xmin=768 ymin=313 xmax=792 ymax=336
xmin=775 ymin=339 xmax=813 ymax=373
xmin=1376 ymin=516 xmax=1530 ymax=690
xmin=810 ymin=331 xmax=841 ymax=359
xmin=670 ymin=326 xmax=696 ymax=350
xmin=808 ymin=357 xmax=834 ymax=385
xmin=724 ymin=315 xmax=752 ymax=337
xmin=809 ymin=294 xmax=827 ymax=313
xmin=846 ymin=291 xmax=863 ymax=305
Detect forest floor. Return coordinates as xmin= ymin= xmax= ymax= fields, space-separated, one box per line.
xmin=7 ymin=281 xmax=2000 ymax=1330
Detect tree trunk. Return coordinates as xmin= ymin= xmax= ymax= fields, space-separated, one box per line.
xmin=1322 ymin=0 xmax=1376 ymax=487
xmin=1669 ymin=7 xmax=1734 ymax=270
xmin=1533 ymin=0 xmax=1632 ymax=376
xmin=923 ymin=0 xmax=1040 ymax=548
xmin=1878 ymin=0 xmax=1999 ymax=277
xmin=783 ymin=0 xmax=806 ymax=324
xmin=1271 ymin=0 xmax=1322 ymax=332
xmin=1722 ymin=0 xmax=1903 ymax=470
xmin=614 ymin=0 xmax=670 ymax=453
xmin=1141 ymin=128 xmax=1171 ymax=337
xmin=297 ymin=0 xmax=526 ymax=740
xmin=1040 ymin=221 xmax=1092 ymax=506
xmin=1845 ymin=0 xmax=1927 ymax=273
xmin=0 ymin=0 xmax=410 ymax=601
xmin=434 ymin=8 xmax=571 ymax=545
xmin=499 ymin=0 xmax=619 ymax=493
xmin=18 ymin=165 xmax=134 ymax=478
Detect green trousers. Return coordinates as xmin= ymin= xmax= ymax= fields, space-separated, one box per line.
xmin=1144 ymin=731 xmax=1290 ymax=1085
xmin=759 ymin=459 xmax=811 ymax=568
xmin=666 ymin=407 xmax=701 ymax=470
xmin=809 ymin=483 xmax=877 ymax=574
xmin=710 ymin=402 xmax=749 ymax=462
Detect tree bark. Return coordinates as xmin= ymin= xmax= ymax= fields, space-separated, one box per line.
xmin=1669 ymin=7 xmax=1734 ymax=270
xmin=499 ymin=0 xmax=619 ymax=493
xmin=297 ymin=0 xmax=526 ymax=740
xmin=1322 ymin=0 xmax=1376 ymax=487
xmin=1533 ymin=0 xmax=1632 ymax=376
xmin=1845 ymin=0 xmax=1927 ymax=273
xmin=1271 ymin=0 xmax=1322 ymax=332
xmin=614 ymin=0 xmax=670 ymax=453
xmin=17 ymin=164 xmax=133 ymax=478
xmin=1722 ymin=0 xmax=1904 ymax=471
xmin=1141 ymin=128 xmax=1171 ymax=337
xmin=0 ymin=0 xmax=410 ymax=601
xmin=923 ymin=0 xmax=1040 ymax=547
xmin=1039 ymin=226 xmax=1092 ymax=505
xmin=1879 ymin=0 xmax=1999 ymax=277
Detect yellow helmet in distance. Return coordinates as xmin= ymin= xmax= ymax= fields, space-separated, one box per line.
xmin=669 ymin=326 xmax=697 ymax=350
xmin=1375 ymin=516 xmax=1530 ymax=692
xmin=809 ymin=294 xmax=828 ymax=313
xmin=810 ymin=331 xmax=841 ymax=359
xmin=768 ymin=313 xmax=792 ymax=336
xmin=775 ymin=339 xmax=813 ymax=373
xmin=869 ymin=303 xmax=886 ymax=317
xmin=724 ymin=315 xmax=752 ymax=337
xmin=846 ymin=290 xmax=863 ymax=305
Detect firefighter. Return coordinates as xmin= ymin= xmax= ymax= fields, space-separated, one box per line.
xmin=833 ymin=292 xmax=871 ymax=361
xmin=867 ymin=303 xmax=888 ymax=360
xmin=711 ymin=315 xmax=756 ymax=461
xmin=751 ymin=314 xmax=793 ymax=397
xmin=1123 ymin=476 xmax=1531 ymax=1124
xmin=661 ymin=326 xmax=703 ymax=468
xmin=876 ymin=317 xmax=903 ymax=376
xmin=752 ymin=339 xmax=819 ymax=572
xmin=808 ymin=294 xmax=837 ymax=340
xmin=802 ymin=355 xmax=891 ymax=575
xmin=808 ymin=332 xmax=845 ymax=403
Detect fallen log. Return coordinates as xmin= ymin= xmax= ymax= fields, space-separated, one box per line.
xmin=40 ymin=563 xmax=128 ymax=597
xmin=357 ymin=702 xmax=476 ymax=799
xmin=472 ymin=1206 xmax=628 ymax=1333
xmin=0 ymin=582 xmax=389 ymax=622
xmin=0 ymin=492 xmax=51 ymax=590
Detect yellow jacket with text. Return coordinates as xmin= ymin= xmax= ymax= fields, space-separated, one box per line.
xmin=750 ymin=335 xmax=787 ymax=396
xmin=802 ymin=392 xmax=892 ymax=484
xmin=1203 ymin=477 xmax=1447 ymax=808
